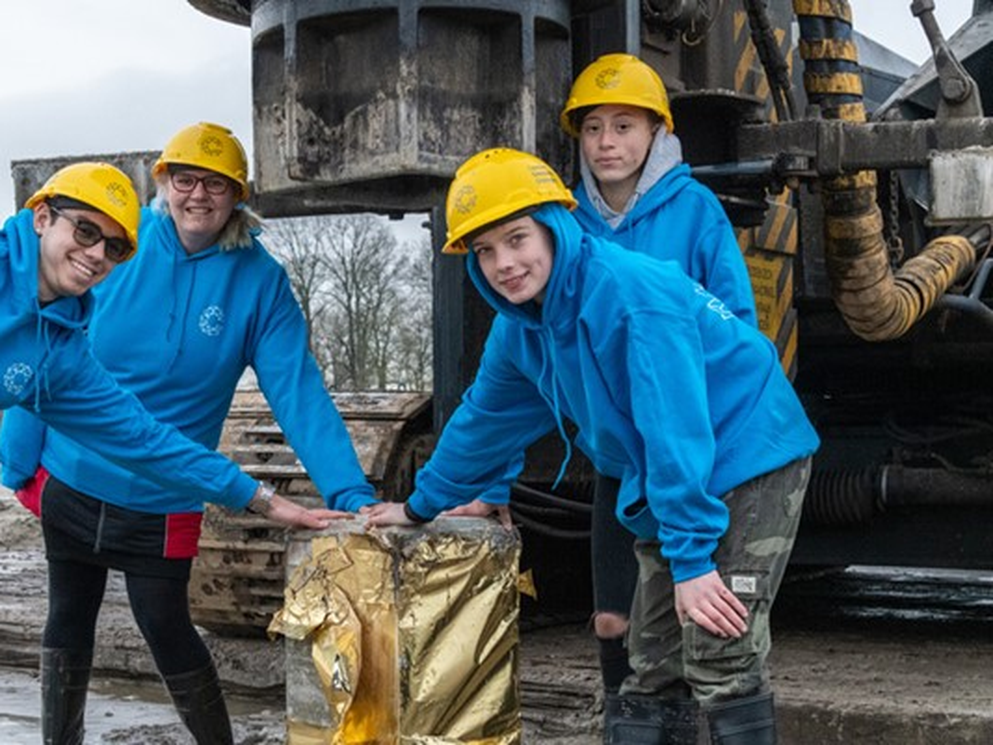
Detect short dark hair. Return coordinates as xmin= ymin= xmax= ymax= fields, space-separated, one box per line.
xmin=573 ymin=105 xmax=662 ymax=133
xmin=46 ymin=196 xmax=96 ymax=212
xmin=464 ymin=206 xmax=539 ymax=250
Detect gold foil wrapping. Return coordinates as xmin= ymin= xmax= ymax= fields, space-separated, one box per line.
xmin=270 ymin=517 xmax=522 ymax=745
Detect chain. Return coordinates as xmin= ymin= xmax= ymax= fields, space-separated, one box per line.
xmin=684 ymin=0 xmax=723 ymax=47
xmin=885 ymin=170 xmax=905 ymax=264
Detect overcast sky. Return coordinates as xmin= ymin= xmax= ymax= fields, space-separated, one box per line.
xmin=0 ymin=0 xmax=976 ymax=218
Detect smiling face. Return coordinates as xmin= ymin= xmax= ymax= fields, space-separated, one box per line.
xmin=579 ymin=104 xmax=659 ymax=208
xmin=34 ymin=203 xmax=123 ymax=301
xmin=165 ymin=167 xmax=239 ymax=254
xmin=471 ymin=215 xmax=554 ymax=306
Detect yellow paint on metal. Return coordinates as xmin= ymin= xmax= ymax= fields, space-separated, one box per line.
xmin=835 ymin=103 xmax=867 ymax=122
xmin=799 ymin=39 xmax=859 ymax=62
xmin=736 ymin=32 xmax=758 ymax=91
xmin=803 ymin=72 xmax=864 ymax=95
xmin=792 ymin=0 xmax=853 ymax=23
xmin=741 ymin=196 xmax=798 ymax=378
xmin=828 ymin=170 xmax=877 ymax=190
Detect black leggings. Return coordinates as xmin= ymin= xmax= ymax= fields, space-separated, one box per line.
xmin=591 ymin=473 xmax=639 ymax=620
xmin=43 ymin=558 xmax=212 ymax=676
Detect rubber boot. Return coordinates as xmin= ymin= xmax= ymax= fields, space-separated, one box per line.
xmin=603 ymin=693 xmax=665 ymax=745
xmin=604 ymin=694 xmax=700 ymax=745
xmin=162 ymin=662 xmax=235 ymax=745
xmin=660 ymin=698 xmax=699 ymax=745
xmin=598 ymin=635 xmax=635 ymax=695
xmin=707 ymin=692 xmax=776 ymax=744
xmin=41 ymin=647 xmax=93 ymax=745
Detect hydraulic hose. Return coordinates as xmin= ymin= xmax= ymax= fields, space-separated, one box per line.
xmin=793 ymin=0 xmax=976 ymax=341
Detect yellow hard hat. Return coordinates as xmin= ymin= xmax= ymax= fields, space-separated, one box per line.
xmin=560 ymin=53 xmax=674 ymax=137
xmin=442 ymin=148 xmax=577 ymax=255
xmin=152 ymin=122 xmax=249 ymax=200
xmin=25 ymin=162 xmax=140 ymax=256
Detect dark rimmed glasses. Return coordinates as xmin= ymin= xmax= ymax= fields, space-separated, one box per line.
xmin=170 ymin=171 xmax=232 ymax=196
xmin=49 ymin=205 xmax=135 ymax=263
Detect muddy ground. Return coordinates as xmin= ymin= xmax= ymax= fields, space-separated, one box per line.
xmin=2 ymin=487 xmax=993 ymax=744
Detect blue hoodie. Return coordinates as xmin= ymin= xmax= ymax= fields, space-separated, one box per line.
xmin=1 ymin=206 xmax=375 ymax=514
xmin=0 ymin=209 xmax=257 ymax=508
xmin=406 ymin=204 xmax=819 ymax=583
xmin=575 ymin=155 xmax=757 ymax=328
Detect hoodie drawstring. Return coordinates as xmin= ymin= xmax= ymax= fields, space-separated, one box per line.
xmin=537 ymin=328 xmax=573 ymax=489
xmin=32 ymin=305 xmax=52 ymax=411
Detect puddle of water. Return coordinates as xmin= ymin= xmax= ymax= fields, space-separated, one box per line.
xmin=0 ymin=667 xmax=282 ymax=744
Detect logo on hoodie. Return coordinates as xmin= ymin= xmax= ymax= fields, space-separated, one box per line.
xmin=199 ymin=306 xmax=224 ymax=337
xmin=3 ymin=363 xmax=34 ymax=397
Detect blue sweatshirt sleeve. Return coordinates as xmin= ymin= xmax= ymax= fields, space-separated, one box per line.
xmin=624 ymin=310 xmax=730 ymax=583
xmin=693 ymin=194 xmax=758 ymax=328
xmin=249 ymin=266 xmax=376 ymax=512
xmin=37 ymin=344 xmax=259 ymax=509
xmin=406 ymin=333 xmax=556 ymax=519
xmin=0 ymin=406 xmax=46 ymax=490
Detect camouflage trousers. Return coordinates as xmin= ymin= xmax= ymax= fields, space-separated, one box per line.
xmin=622 ymin=456 xmax=811 ymax=707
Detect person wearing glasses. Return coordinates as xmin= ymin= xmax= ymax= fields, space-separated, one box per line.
xmin=1 ymin=123 xmax=377 ymax=745
xmin=0 ymin=159 xmax=344 ymax=744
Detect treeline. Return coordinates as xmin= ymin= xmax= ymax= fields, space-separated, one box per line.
xmin=266 ymin=214 xmax=433 ymax=392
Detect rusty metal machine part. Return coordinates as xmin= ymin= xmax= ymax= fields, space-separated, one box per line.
xmin=235 ymin=0 xmax=573 ymax=217
xmin=794 ymin=0 xmax=977 ymax=341
xmin=189 ymin=390 xmax=433 ymax=635
xmin=177 ymin=0 xmax=993 ymax=618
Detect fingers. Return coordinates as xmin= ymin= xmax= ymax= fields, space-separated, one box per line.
xmin=496 ymin=505 xmax=513 ymax=530
xmin=688 ymin=598 xmax=748 ymax=639
xmin=441 ymin=499 xmax=498 ymax=518
xmin=363 ymin=502 xmax=413 ymax=528
xmin=675 ymin=572 xmax=750 ymax=639
xmin=309 ymin=509 xmax=353 ymax=520
xmin=295 ymin=512 xmax=331 ymax=530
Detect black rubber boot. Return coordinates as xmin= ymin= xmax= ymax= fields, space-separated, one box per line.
xmin=41 ymin=647 xmax=93 ymax=745
xmin=603 ymin=694 xmax=699 ymax=745
xmin=660 ymin=698 xmax=699 ymax=745
xmin=604 ymin=693 xmax=665 ymax=745
xmin=162 ymin=663 xmax=235 ymax=745
xmin=598 ymin=635 xmax=635 ymax=695
xmin=707 ymin=691 xmax=776 ymax=744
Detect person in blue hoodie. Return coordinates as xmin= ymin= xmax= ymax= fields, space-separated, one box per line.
xmin=364 ymin=148 xmax=818 ymax=744
xmin=566 ymin=50 xmax=761 ymax=702
xmin=1 ymin=126 xmax=376 ymax=745
xmin=453 ymin=52 xmax=760 ymax=699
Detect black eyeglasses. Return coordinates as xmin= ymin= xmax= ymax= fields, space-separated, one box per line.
xmin=170 ymin=171 xmax=232 ymax=196
xmin=49 ymin=205 xmax=134 ymax=263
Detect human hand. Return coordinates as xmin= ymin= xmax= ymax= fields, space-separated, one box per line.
xmin=674 ymin=570 xmax=749 ymax=639
xmin=442 ymin=499 xmax=513 ymax=529
xmin=360 ymin=501 xmax=416 ymax=528
xmin=266 ymin=493 xmax=352 ymax=530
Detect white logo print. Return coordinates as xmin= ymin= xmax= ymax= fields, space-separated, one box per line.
xmin=3 ymin=363 xmax=34 ymax=397
xmin=199 ymin=306 xmax=224 ymax=337
xmin=693 ymin=284 xmax=735 ymax=321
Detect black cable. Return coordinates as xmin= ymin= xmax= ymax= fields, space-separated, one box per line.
xmin=511 ymin=483 xmax=593 ymax=514
xmin=510 ymin=509 xmax=592 ymax=541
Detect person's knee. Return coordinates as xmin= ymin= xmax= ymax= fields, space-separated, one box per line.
xmin=593 ymin=611 xmax=630 ymax=639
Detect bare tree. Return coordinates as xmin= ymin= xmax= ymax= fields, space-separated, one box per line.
xmin=265 ymin=213 xmax=432 ymax=392
xmin=264 ymin=215 xmax=335 ymax=374
xmin=390 ymin=237 xmax=434 ymax=391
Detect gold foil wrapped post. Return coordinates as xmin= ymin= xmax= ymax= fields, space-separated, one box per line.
xmin=272 ymin=517 xmax=523 ymax=745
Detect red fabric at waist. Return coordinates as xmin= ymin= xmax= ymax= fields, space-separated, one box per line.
xmin=15 ymin=466 xmax=49 ymax=519
xmin=164 ymin=511 xmax=203 ymax=559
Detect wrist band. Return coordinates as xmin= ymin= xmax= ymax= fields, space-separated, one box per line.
xmin=403 ymin=501 xmax=431 ymax=524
